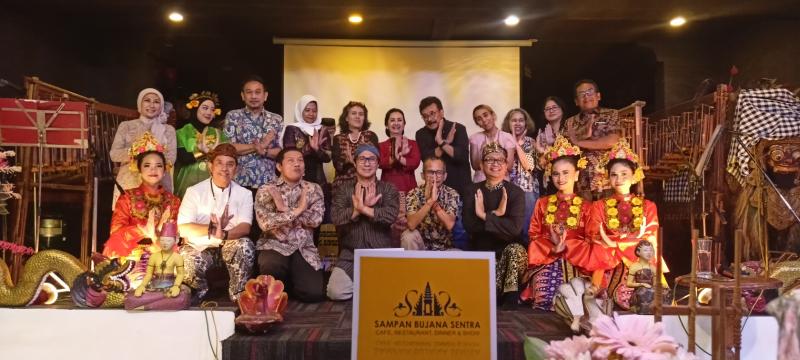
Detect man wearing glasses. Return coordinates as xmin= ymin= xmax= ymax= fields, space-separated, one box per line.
xmin=414 ymin=96 xmax=471 ymax=197
xmin=462 ymin=142 xmax=527 ymax=308
xmin=327 ymin=144 xmax=399 ymax=300
xmin=564 ymin=79 xmax=620 ymax=200
xmin=402 ymin=156 xmax=461 ymax=251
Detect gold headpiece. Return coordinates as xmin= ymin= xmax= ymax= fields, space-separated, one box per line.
xmin=543 ymin=135 xmax=587 ymax=178
xmin=128 ymin=132 xmax=170 ymax=172
xmin=481 ymin=141 xmax=507 ymax=160
xmin=597 ymin=138 xmax=644 ymax=183
xmin=186 ymin=91 xmax=222 ymax=116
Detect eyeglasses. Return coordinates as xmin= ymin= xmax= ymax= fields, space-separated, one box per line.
xmin=483 ymin=158 xmax=505 ymax=165
xmin=424 ymin=170 xmax=445 ymax=177
xmin=356 ymin=157 xmax=378 ymax=164
xmin=577 ymin=88 xmax=597 ymax=98
xmin=544 ymin=106 xmax=561 ymax=112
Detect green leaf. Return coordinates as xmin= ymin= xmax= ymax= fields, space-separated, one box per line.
xmin=523 ymin=336 xmax=550 ymax=360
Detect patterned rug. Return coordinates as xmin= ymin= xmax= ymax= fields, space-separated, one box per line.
xmin=222 ymin=301 xmax=573 ymax=360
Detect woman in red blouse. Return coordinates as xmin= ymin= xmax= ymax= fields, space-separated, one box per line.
xmin=585 ymin=138 xmax=666 ymax=310
xmin=378 ymin=108 xmax=421 ymax=246
xmin=523 ymin=136 xmax=614 ymax=310
xmin=103 ymin=133 xmax=181 ymax=259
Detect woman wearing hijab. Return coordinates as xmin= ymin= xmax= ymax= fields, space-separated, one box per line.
xmin=109 ymin=88 xmax=177 ymax=207
xmin=281 ymin=94 xmax=332 ymax=186
xmin=173 ymin=91 xmax=227 ymax=198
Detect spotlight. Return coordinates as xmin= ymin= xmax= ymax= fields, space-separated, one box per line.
xmin=669 ymin=16 xmax=686 ymax=27
xmin=348 ymin=14 xmax=363 ymax=24
xmin=504 ymin=15 xmax=520 ymax=27
xmin=168 ymin=11 xmax=184 ymax=23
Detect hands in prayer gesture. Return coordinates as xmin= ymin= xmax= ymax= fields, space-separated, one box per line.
xmin=138 ymin=206 xmax=172 ymax=241
xmin=474 ymin=188 xmax=507 ymax=220
xmin=550 ymin=225 xmax=567 ymax=254
xmin=309 ymin=128 xmax=321 ymax=151
xmin=434 ymin=119 xmax=456 ymax=147
xmin=255 ymin=129 xmax=276 ymax=156
xmin=425 ymin=180 xmax=439 ymax=207
xmin=209 ymin=204 xmax=233 ymax=240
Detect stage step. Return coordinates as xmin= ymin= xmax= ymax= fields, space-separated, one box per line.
xmin=0 ymin=306 xmax=236 ymax=360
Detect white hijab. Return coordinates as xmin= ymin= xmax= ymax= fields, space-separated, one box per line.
xmin=136 ymin=88 xmax=169 ymax=145
xmin=291 ymin=94 xmax=322 ymax=136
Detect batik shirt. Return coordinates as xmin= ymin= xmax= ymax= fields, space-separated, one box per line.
xmin=405 ymin=183 xmax=461 ymax=250
xmin=564 ymin=107 xmax=620 ymax=196
xmin=254 ymin=178 xmax=325 ymax=270
xmin=223 ymin=108 xmax=283 ymax=188
xmin=509 ymin=136 xmax=539 ymax=193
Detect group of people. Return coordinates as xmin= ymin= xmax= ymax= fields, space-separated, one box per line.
xmin=102 ymin=75 xmax=665 ymax=312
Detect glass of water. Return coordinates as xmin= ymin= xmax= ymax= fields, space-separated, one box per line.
xmin=697 ymin=237 xmax=713 ymax=279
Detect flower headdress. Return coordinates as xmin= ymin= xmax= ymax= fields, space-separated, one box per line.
xmin=186 ymin=91 xmax=222 ymax=116
xmin=481 ymin=141 xmax=508 ymax=160
xmin=128 ymin=131 xmax=170 ymax=172
xmin=543 ymin=135 xmax=588 ymax=178
xmin=597 ymin=138 xmax=644 ymax=183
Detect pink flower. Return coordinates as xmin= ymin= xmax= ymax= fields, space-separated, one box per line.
xmin=138 ymin=147 xmax=145 ymax=153
xmin=590 ymin=313 xmax=679 ymax=360
xmin=156 ymin=145 xmax=164 ymax=152
xmin=546 ymin=335 xmax=592 ymax=360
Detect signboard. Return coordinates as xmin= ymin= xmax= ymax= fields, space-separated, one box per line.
xmin=0 ymin=98 xmax=88 ymax=149
xmin=352 ymin=250 xmax=496 ymax=360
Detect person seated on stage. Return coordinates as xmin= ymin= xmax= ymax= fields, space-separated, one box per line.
xmin=174 ymin=91 xmax=227 ymax=198
xmin=109 ymin=88 xmax=177 ymax=208
xmin=103 ymin=132 xmax=181 ymax=259
xmin=564 ymin=79 xmax=621 ymax=200
xmin=523 ymin=136 xmax=613 ymax=311
xmin=401 ymin=156 xmax=460 ymax=251
xmin=462 ymin=142 xmax=528 ymax=308
xmin=328 ymin=144 xmax=399 ymax=301
xmin=177 ymin=143 xmax=256 ymax=304
xmin=254 ymin=147 xmax=326 ymax=302
xmin=125 ymin=221 xmax=190 ymax=310
xmin=586 ymin=138 xmax=667 ymax=310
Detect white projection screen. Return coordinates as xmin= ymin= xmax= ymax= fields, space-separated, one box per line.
xmin=281 ymin=39 xmax=527 ymax=179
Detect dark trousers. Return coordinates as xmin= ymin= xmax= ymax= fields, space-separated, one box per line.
xmin=258 ymin=249 xmax=325 ymax=302
xmin=249 ymin=187 xmax=263 ymax=242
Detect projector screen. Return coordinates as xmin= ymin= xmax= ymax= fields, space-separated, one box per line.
xmin=283 ymin=41 xmax=522 ymax=179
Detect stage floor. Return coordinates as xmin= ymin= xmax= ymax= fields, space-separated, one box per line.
xmin=222 ymin=301 xmax=573 ymax=360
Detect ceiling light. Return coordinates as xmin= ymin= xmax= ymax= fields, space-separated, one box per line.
xmin=348 ymin=14 xmax=363 ymax=24
xmin=504 ymin=15 xmax=520 ymax=27
xmin=168 ymin=11 xmax=184 ymax=23
xmin=669 ymin=16 xmax=686 ymax=27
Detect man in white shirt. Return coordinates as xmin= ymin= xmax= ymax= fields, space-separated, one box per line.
xmin=178 ymin=143 xmax=255 ymax=303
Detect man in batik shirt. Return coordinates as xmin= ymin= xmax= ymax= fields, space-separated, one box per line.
xmin=564 ymin=79 xmax=620 ymax=200
xmin=223 ymin=75 xmax=283 ymax=191
xmin=402 ymin=156 xmax=461 ymax=250
xmin=254 ymin=148 xmax=325 ymax=302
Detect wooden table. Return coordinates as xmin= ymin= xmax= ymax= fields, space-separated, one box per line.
xmin=674 ymin=275 xmax=782 ymax=359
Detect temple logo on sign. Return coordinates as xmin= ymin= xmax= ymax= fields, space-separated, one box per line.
xmin=393 ymin=282 xmax=461 ymax=318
